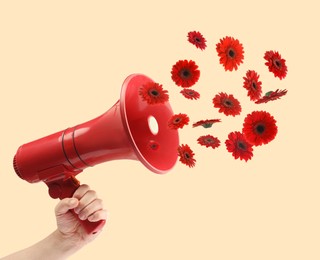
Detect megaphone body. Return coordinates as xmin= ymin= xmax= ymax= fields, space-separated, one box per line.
xmin=13 ymin=74 xmax=179 ymax=234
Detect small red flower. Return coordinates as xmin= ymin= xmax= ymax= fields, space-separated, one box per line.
xmin=243 ymin=70 xmax=262 ymax=101
xmin=177 ymin=144 xmax=196 ymax=168
xmin=197 ymin=135 xmax=221 ymax=149
xmin=264 ymin=50 xmax=288 ymax=80
xmin=171 ymin=60 xmax=200 ymax=88
xmin=168 ymin=113 xmax=190 ymax=130
xmin=139 ymin=82 xmax=169 ymax=105
xmin=225 ymin=131 xmax=254 ymax=162
xmin=187 ymin=31 xmax=207 ymax=50
xmin=242 ymin=111 xmax=278 ymax=146
xmin=255 ymin=89 xmax=288 ymax=104
xmin=216 ymin=36 xmax=244 ymax=71
xmin=180 ymin=89 xmax=200 ymax=100
xmin=212 ymin=92 xmax=242 ymax=116
xmin=192 ymin=119 xmax=221 ymax=128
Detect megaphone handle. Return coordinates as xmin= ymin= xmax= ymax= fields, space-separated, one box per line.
xmin=46 ymin=176 xmax=106 ymax=235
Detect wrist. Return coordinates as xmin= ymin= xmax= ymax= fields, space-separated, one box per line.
xmin=49 ymin=230 xmax=84 ymax=259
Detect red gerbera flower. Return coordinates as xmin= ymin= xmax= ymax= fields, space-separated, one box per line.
xmin=171 ymin=60 xmax=200 ymax=88
xmin=168 ymin=113 xmax=190 ymax=130
xmin=242 ymin=111 xmax=278 ymax=146
xmin=212 ymin=92 xmax=242 ymax=116
xmin=225 ymin=131 xmax=254 ymax=162
xmin=187 ymin=31 xmax=207 ymax=50
xmin=255 ymin=89 xmax=288 ymax=104
xmin=264 ymin=50 xmax=288 ymax=80
xmin=139 ymin=82 xmax=169 ymax=105
xmin=192 ymin=119 xmax=221 ymax=128
xmin=197 ymin=135 xmax=221 ymax=149
xmin=243 ymin=70 xmax=262 ymax=101
xmin=216 ymin=36 xmax=244 ymax=71
xmin=177 ymin=144 xmax=196 ymax=168
xmin=180 ymin=89 xmax=200 ymax=100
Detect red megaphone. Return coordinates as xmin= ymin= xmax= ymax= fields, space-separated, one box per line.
xmin=13 ymin=74 xmax=179 ymax=234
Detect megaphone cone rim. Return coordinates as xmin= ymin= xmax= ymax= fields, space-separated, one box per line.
xmin=119 ymin=74 xmax=179 ymax=174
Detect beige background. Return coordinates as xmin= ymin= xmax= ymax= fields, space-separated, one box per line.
xmin=0 ymin=1 xmax=319 ymax=259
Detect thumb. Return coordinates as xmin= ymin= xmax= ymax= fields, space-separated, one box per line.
xmin=55 ymin=198 xmax=79 ymax=217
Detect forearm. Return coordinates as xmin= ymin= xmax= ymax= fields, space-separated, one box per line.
xmin=1 ymin=230 xmax=82 ymax=260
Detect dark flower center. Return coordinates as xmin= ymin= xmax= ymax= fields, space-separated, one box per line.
xmin=223 ymin=99 xmax=233 ymax=107
xmin=205 ymin=138 xmax=213 ymax=144
xmin=195 ymin=37 xmax=201 ymax=43
xmin=237 ymin=141 xmax=246 ymax=150
xmin=228 ymin=48 xmax=236 ymax=58
xmin=273 ymin=59 xmax=282 ymax=69
xmin=255 ymin=123 xmax=265 ymax=134
xmin=174 ymin=118 xmax=181 ymax=124
xmin=180 ymin=69 xmax=191 ymax=79
xmin=252 ymin=81 xmax=257 ymax=90
xmin=184 ymin=152 xmax=190 ymax=159
xmin=187 ymin=90 xmax=194 ymax=95
xmin=149 ymin=89 xmax=159 ymax=97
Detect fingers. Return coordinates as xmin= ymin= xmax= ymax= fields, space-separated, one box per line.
xmin=72 ymin=184 xmax=91 ymax=201
xmin=88 ymin=209 xmax=108 ymax=222
xmin=72 ymin=184 xmax=107 ymax=222
xmin=73 ymin=185 xmax=98 ymax=214
xmin=55 ymin=198 xmax=79 ymax=217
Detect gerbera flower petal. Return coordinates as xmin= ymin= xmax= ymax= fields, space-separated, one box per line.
xmin=255 ymin=89 xmax=288 ymax=104
xmin=139 ymin=82 xmax=169 ymax=105
xmin=225 ymin=131 xmax=253 ymax=161
xmin=212 ymin=92 xmax=242 ymax=116
xmin=171 ymin=59 xmax=200 ymax=88
xmin=168 ymin=113 xmax=190 ymax=130
xmin=242 ymin=111 xmax=278 ymax=146
xmin=216 ymin=36 xmax=244 ymax=71
xmin=264 ymin=50 xmax=288 ymax=79
xmin=177 ymin=144 xmax=196 ymax=168
xmin=192 ymin=119 xmax=221 ymax=128
xmin=180 ymin=89 xmax=200 ymax=100
xmin=187 ymin=31 xmax=207 ymax=50
xmin=197 ymin=135 xmax=221 ymax=149
xmin=243 ymin=70 xmax=262 ymax=101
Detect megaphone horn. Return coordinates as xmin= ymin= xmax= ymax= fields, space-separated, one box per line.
xmin=13 ymin=74 xmax=179 ymax=234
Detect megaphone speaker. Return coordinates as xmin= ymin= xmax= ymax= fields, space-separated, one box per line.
xmin=13 ymin=74 xmax=179 ymax=234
